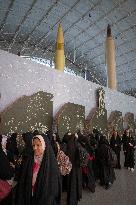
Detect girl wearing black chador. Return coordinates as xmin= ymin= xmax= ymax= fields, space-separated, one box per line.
xmin=97 ymin=135 xmax=116 ymax=190
xmin=110 ymin=131 xmax=122 ymax=169
xmin=62 ymin=133 xmax=82 ymax=205
xmin=6 ymin=133 xmax=19 ymax=159
xmin=0 ymin=135 xmax=14 ymax=205
xmin=122 ymin=129 xmax=136 ymax=170
xmin=122 ymin=130 xmax=136 ymax=172
xmin=15 ymin=134 xmax=61 ymax=205
xmin=78 ymin=133 xmax=96 ymax=193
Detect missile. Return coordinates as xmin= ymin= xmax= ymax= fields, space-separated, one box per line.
xmin=105 ymin=24 xmax=117 ymax=90
xmin=55 ymin=23 xmax=65 ymax=71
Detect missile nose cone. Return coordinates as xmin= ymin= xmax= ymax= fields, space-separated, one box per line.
xmin=107 ymin=24 xmax=112 ymax=37
xmin=57 ymin=23 xmax=64 ymax=43
xmin=58 ymin=23 xmax=62 ymax=32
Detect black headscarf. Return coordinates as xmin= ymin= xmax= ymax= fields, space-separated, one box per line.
xmin=0 ymin=135 xmax=14 ymax=180
xmin=22 ymin=132 xmax=33 ymax=160
xmin=62 ymin=133 xmax=78 ymax=163
xmin=99 ymin=135 xmax=109 ymax=146
xmin=15 ymin=134 xmax=61 ymax=205
xmin=32 ymin=130 xmax=39 ymax=137
xmin=62 ymin=133 xmax=82 ymax=203
xmin=6 ymin=132 xmax=19 ymax=157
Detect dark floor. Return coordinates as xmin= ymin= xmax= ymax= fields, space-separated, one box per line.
xmin=62 ymin=151 xmax=136 ymax=205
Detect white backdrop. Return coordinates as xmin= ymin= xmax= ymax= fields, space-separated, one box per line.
xmin=0 ymin=50 xmax=136 ymax=119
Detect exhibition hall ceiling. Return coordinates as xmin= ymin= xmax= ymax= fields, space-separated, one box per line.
xmin=0 ymin=0 xmax=135 ymax=97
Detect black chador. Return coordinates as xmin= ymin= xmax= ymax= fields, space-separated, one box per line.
xmin=122 ymin=131 xmax=129 ymax=168
xmin=80 ymin=136 xmax=96 ymax=193
xmin=62 ymin=133 xmax=82 ymax=205
xmin=123 ymin=134 xmax=136 ymax=169
xmin=15 ymin=135 xmax=61 ymax=205
xmin=0 ymin=135 xmax=14 ymax=205
xmin=110 ymin=133 xmax=122 ymax=169
xmin=97 ymin=135 xmax=116 ymax=189
xmin=0 ymin=138 xmax=14 ymax=180
xmin=6 ymin=133 xmax=19 ymax=158
xmin=21 ymin=132 xmax=33 ymax=160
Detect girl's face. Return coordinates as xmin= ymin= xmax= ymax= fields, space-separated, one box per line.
xmin=33 ymin=138 xmax=44 ymax=156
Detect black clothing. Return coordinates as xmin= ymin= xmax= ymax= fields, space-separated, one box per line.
xmin=122 ymin=134 xmax=129 ymax=167
xmin=46 ymin=131 xmax=59 ymax=157
xmin=6 ymin=133 xmax=19 ymax=158
xmin=0 ymin=145 xmax=14 ymax=205
xmin=110 ymin=135 xmax=122 ymax=168
xmin=22 ymin=132 xmax=33 ymax=160
xmin=14 ymin=132 xmax=33 ymax=182
xmin=97 ymin=136 xmax=116 ymax=188
xmin=93 ymin=129 xmax=101 ymax=145
xmin=89 ymin=135 xmax=97 ymax=149
xmin=122 ymin=135 xmax=135 ymax=169
xmin=15 ymin=135 xmax=61 ymax=205
xmin=62 ymin=134 xmax=82 ymax=205
xmin=0 ymin=148 xmax=14 ymax=205
xmin=0 ymin=147 xmax=14 ymax=180
xmin=110 ymin=135 xmax=122 ymax=152
xmin=92 ymin=130 xmax=102 ymax=180
xmin=122 ymin=134 xmax=129 ymax=152
xmin=79 ymin=136 xmax=95 ymax=193
xmin=88 ymin=133 xmax=99 ymax=180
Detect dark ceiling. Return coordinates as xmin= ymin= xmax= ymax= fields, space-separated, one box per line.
xmin=0 ymin=0 xmax=136 ymax=97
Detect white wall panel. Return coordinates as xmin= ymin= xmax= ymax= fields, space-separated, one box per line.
xmin=0 ymin=50 xmax=136 ymax=119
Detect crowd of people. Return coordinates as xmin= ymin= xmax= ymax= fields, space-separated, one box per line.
xmin=0 ymin=128 xmax=135 ymax=205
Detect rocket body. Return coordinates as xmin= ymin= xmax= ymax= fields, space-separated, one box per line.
xmin=106 ymin=25 xmax=117 ymax=90
xmin=55 ymin=24 xmax=65 ymax=71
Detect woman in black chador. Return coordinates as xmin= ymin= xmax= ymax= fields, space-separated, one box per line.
xmin=78 ymin=133 xmax=95 ymax=193
xmin=122 ymin=129 xmax=136 ymax=172
xmin=21 ymin=132 xmax=33 ymax=160
xmin=110 ymin=131 xmax=122 ymax=169
xmin=62 ymin=133 xmax=82 ymax=205
xmin=97 ymin=135 xmax=116 ymax=189
xmin=122 ymin=129 xmax=135 ymax=169
xmin=6 ymin=133 xmax=19 ymax=159
xmin=15 ymin=134 xmax=61 ymax=205
xmin=0 ymin=135 xmax=14 ymax=205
